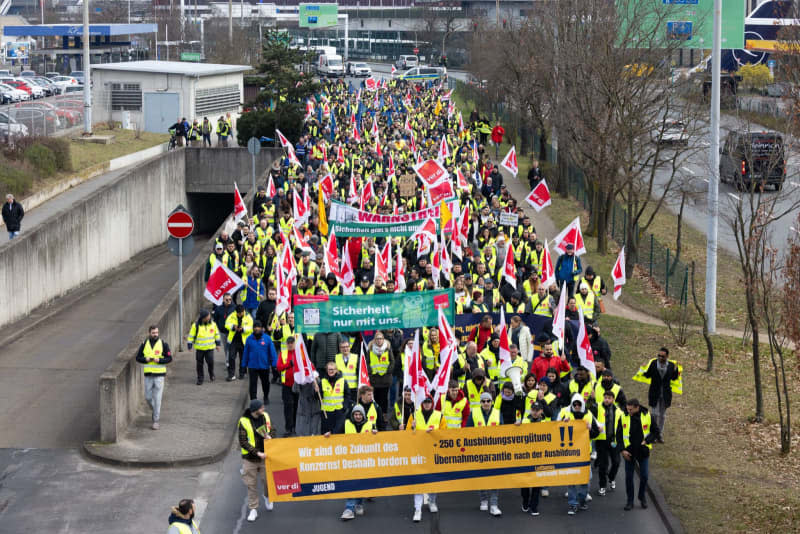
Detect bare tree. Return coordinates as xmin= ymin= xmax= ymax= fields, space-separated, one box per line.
xmin=416 ymin=2 xmax=465 ymax=62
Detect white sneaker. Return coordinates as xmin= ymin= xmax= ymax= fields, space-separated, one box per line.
xmin=341 ymin=509 xmax=355 ymax=521
xmin=247 ymin=509 xmax=258 ymax=522
xmin=354 ymin=504 xmax=364 ymax=516
xmin=586 ymin=493 xmax=593 ymax=502
xmin=263 ymin=496 xmax=273 ymax=511
xmin=541 ymin=489 xmax=550 ymax=497
xmin=480 ymin=500 xmax=489 ymax=511
xmin=590 ymin=451 xmax=597 ymax=460
xmin=598 ymin=487 xmax=606 ymax=497
xmin=428 ymin=502 xmax=438 ymax=513
xmin=413 ymin=509 xmax=422 ymax=522
xmin=490 ymin=505 xmax=502 ymax=517
xmin=610 ymin=481 xmax=616 ymax=490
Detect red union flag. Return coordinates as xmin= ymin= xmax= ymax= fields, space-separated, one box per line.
xmin=319 ymin=173 xmax=334 ymax=202
xmin=427 ymin=179 xmax=454 ymax=207
xmin=612 ymin=246 xmax=627 ymax=300
xmin=576 ymin=305 xmax=596 ymax=378
xmin=540 ymin=239 xmax=556 ymax=289
xmin=275 ymin=128 xmax=292 ymax=149
xmin=433 ymin=292 xmax=450 ymax=310
xmin=293 ymin=336 xmax=317 ymax=385
xmin=500 ymin=145 xmax=518 ymax=177
xmin=553 ymin=216 xmax=587 ymax=256
xmin=374 ymin=241 xmax=391 ymax=282
xmin=204 ymin=263 xmax=245 ymax=305
xmin=456 ymin=168 xmax=469 ymax=189
xmin=233 ymin=182 xmax=247 ymax=223
xmin=503 ymin=241 xmax=516 ymax=289
xmin=526 ymin=179 xmax=552 ymax=212
xmin=358 ymin=348 xmax=371 ymax=389
xmin=266 ymin=174 xmax=277 ymax=197
xmin=438 ymin=135 xmax=450 ymax=162
xmin=413 ymin=159 xmax=449 ymax=188
xmin=365 ymin=77 xmax=378 ymax=91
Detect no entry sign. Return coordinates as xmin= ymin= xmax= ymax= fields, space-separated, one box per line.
xmin=167 ymin=210 xmax=194 ymax=239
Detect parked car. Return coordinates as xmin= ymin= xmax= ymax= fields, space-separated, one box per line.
xmin=720 ymin=131 xmax=786 ymax=191
xmin=9 ymin=107 xmax=60 ymax=135
xmin=0 ymin=111 xmax=29 ymax=138
xmin=45 ymin=71 xmax=60 ymax=79
xmin=346 ymin=61 xmax=371 ymax=77
xmin=24 ymin=78 xmax=52 ymax=97
xmin=15 ymin=80 xmax=44 ymax=99
xmin=31 ymin=77 xmax=58 ymax=96
xmin=0 ymin=70 xmax=11 ymax=78
xmin=0 ymin=83 xmax=19 ymax=104
xmin=51 ymin=76 xmax=79 ymax=92
xmin=20 ymin=70 xmax=36 ymax=77
xmin=652 ymin=119 xmax=688 ymax=146
xmin=64 ymin=84 xmax=84 ymax=94
xmin=395 ymin=55 xmax=419 ymax=70
xmin=69 ymin=71 xmax=85 ymax=84
xmin=0 ymin=83 xmax=27 ymax=102
xmin=19 ymin=100 xmax=79 ymax=127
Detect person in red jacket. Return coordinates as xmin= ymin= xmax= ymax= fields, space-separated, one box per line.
xmin=276 ymin=336 xmax=299 ymax=436
xmin=491 ymin=123 xmax=505 ymax=158
xmin=468 ymin=315 xmax=494 ymax=352
xmin=531 ymin=335 xmax=571 ymax=381
xmin=436 ymin=380 xmax=471 ymax=427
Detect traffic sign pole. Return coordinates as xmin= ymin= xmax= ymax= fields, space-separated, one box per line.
xmin=178 ymin=237 xmax=183 ymax=351
xmin=167 ymin=205 xmax=195 ymax=350
xmin=247 ymin=137 xmax=261 ymax=197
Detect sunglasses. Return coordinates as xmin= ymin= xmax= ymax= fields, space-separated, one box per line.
xmin=481 ymin=400 xmax=492 ymax=403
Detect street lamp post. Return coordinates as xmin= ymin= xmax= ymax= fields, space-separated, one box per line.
xmin=83 ymin=0 xmax=92 ymax=135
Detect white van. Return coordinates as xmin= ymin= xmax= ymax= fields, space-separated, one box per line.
xmin=395 ymin=55 xmax=419 ymax=70
xmin=318 ymin=54 xmax=344 ymax=78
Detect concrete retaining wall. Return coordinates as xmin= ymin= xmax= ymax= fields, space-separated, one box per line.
xmin=184 ymin=147 xmax=283 ymax=193
xmin=0 ymin=150 xmax=186 ymax=327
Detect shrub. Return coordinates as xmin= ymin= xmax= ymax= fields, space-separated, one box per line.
xmin=36 ymin=137 xmax=72 ymax=172
xmin=738 ymin=64 xmax=772 ymax=92
xmin=0 ymin=157 xmax=35 ymax=196
xmin=236 ymin=106 xmax=305 ymax=148
xmin=24 ymin=144 xmax=57 ymax=177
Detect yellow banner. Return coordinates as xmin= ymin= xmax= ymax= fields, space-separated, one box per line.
xmin=265 ymin=421 xmax=590 ymax=502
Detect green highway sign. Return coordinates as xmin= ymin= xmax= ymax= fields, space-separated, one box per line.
xmin=619 ymin=0 xmax=744 ymax=50
xmin=299 ymin=3 xmax=339 ymax=28
xmin=180 ymin=52 xmax=202 ymax=62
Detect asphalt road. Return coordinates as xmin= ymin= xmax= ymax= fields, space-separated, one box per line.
xmin=0 ymin=243 xmax=202 ymax=449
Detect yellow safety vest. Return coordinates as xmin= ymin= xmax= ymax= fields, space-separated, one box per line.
xmin=595 ymin=382 xmax=621 ymax=406
xmin=558 ymin=408 xmax=599 ymax=440
xmin=632 ymin=358 xmax=683 ymax=395
xmin=411 ymin=409 xmax=443 ymax=431
xmin=525 ymin=390 xmax=556 ymax=417
xmin=479 ymin=348 xmax=499 ymax=381
xmin=621 ymin=411 xmax=653 ymax=449
xmin=238 ymin=412 xmax=271 ymax=456
xmin=575 ymin=291 xmax=595 ymax=320
xmin=188 ymin=322 xmax=219 ymax=351
xmin=466 ymin=380 xmax=489 ymax=411
xmin=596 ymin=403 xmax=622 ymax=441
xmin=530 ymin=294 xmax=552 ymax=317
xmin=335 ymin=353 xmax=358 ymax=388
xmin=569 ymin=380 xmax=596 ymax=404
xmin=225 ymin=312 xmax=253 ymax=344
xmin=344 ymin=419 xmax=374 ymax=434
xmin=421 ymin=342 xmax=439 ymax=371
xmin=369 ymin=350 xmax=390 ymax=376
xmin=581 ymin=276 xmax=603 ymax=298
xmin=168 ymin=521 xmax=198 ymax=534
xmin=441 ymin=397 xmax=468 ymax=428
xmin=321 ymin=378 xmax=345 ymax=412
xmin=471 ymin=408 xmax=501 ymax=426
xmin=141 ymin=339 xmax=167 ymax=374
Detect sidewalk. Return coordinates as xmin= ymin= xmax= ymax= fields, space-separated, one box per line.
xmin=84 ymin=350 xmax=249 ymax=467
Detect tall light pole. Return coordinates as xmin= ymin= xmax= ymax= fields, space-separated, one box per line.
xmin=228 ymin=0 xmax=233 ymax=44
xmin=705 ymin=0 xmax=722 ymax=333
xmin=83 ymin=0 xmax=92 ymax=135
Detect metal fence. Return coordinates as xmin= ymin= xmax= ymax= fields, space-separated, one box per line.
xmin=0 ymin=91 xmax=84 ymax=143
xmin=453 ymin=78 xmax=690 ymax=305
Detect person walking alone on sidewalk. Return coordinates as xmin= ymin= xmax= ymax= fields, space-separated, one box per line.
xmin=242 ymin=321 xmax=278 ymax=405
xmin=135 ymin=325 xmax=172 ymax=430
xmin=187 ymin=309 xmax=220 ymax=385
xmin=633 ymin=347 xmax=681 ymax=443
xmin=239 ymin=399 xmax=276 ymax=522
xmin=619 ymin=398 xmax=660 ymax=511
xmin=2 ymin=193 xmax=24 ymax=240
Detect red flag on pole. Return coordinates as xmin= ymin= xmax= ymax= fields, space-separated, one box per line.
xmin=503 ymin=241 xmax=516 ymax=289
xmin=553 ymin=217 xmax=587 ymax=256
xmin=525 ymin=179 xmax=552 ymax=212
xmin=500 ymin=145 xmax=518 ymax=177
xmin=540 ymin=239 xmax=556 ymax=288
xmin=233 ymin=182 xmax=247 ymax=223
xmin=358 ymin=347 xmax=371 ymax=389
xmin=612 ymin=246 xmax=627 ymax=300
xmin=204 ymin=263 xmax=245 ymax=305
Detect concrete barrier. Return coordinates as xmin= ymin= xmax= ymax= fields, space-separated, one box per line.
xmin=0 ymin=150 xmax=186 ymax=327
xmin=184 ymin=146 xmax=283 ymax=193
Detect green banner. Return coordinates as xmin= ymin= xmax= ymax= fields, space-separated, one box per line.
xmin=293 ymin=289 xmax=455 ymax=334
xmin=328 ymin=218 xmax=437 ymax=237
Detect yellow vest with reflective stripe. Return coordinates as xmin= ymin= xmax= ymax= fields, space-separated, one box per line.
xmin=225 ymin=312 xmax=253 ymax=344
xmin=595 ymin=382 xmax=621 ymax=406
xmin=558 ymin=408 xmax=598 ymax=440
xmin=569 ymin=379 xmax=596 ymax=403
xmin=530 ymin=294 xmax=552 ymax=317
xmin=142 ymin=339 xmax=166 ymax=374
xmin=597 ymin=403 xmax=622 ymax=441
xmin=632 ymin=358 xmax=683 ymax=395
xmin=479 ymin=348 xmax=499 ymax=381
xmin=621 ymin=411 xmax=653 ymax=449
xmin=471 ymin=408 xmax=500 ymax=426
xmin=369 ymin=350 xmax=390 ymax=375
xmin=466 ymin=379 xmax=489 ymax=411
xmin=239 ymin=413 xmax=271 ymax=456
xmin=344 ymin=419 xmax=374 ymax=433
xmin=188 ymin=322 xmax=219 ymax=350
xmin=335 ymin=353 xmax=358 ymax=388
xmin=442 ymin=397 xmax=467 ymax=428
xmin=321 ymin=377 xmax=345 ymax=412
xmin=575 ymin=291 xmax=595 ymax=320
xmin=581 ymin=276 xmax=603 ymax=297
xmin=279 ymin=350 xmax=290 ymax=384
xmin=412 ymin=408 xmax=443 ymax=431
xmin=421 ymin=342 xmax=439 ymax=371
xmin=169 ymin=522 xmax=196 ymax=534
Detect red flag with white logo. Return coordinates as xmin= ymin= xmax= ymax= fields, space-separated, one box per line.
xmin=275 ymin=129 xmax=292 ymax=149
xmin=438 ymin=135 xmax=450 ymax=162
xmin=266 ymin=174 xmax=277 ymax=197
xmin=540 ymin=239 xmax=556 ymax=289
xmin=337 ymin=144 xmax=346 ymax=164
xmin=497 ymin=308 xmax=513 ymax=374
xmin=552 ymin=282 xmax=567 ymax=347
xmin=503 ymin=241 xmax=517 ymax=289
xmin=204 ymin=263 xmax=245 ymax=305
xmin=500 ymin=145 xmax=518 ymax=177
xmin=612 ymin=246 xmax=626 ymax=300
xmin=358 ymin=346 xmax=371 ymax=389
xmin=553 ymin=216 xmax=587 ymax=256
xmin=456 ymin=168 xmax=469 ymax=189
xmin=395 ymin=245 xmax=406 ymax=293
xmin=233 ymin=182 xmax=247 ymax=223
xmin=319 ymin=173 xmax=334 ymax=202
xmin=525 ymin=179 xmax=552 ymax=212
xmin=359 ymin=179 xmax=374 ymax=211
xmin=375 ymin=241 xmax=391 ymax=283
xmin=576 ymin=305 xmax=596 ymax=378
xmin=293 ymin=336 xmax=317 ymax=385
xmin=325 ymin=230 xmax=340 ymax=278
xmin=293 ymin=189 xmax=309 ymax=226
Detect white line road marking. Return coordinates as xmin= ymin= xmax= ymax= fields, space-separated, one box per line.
xmin=791 ymin=182 xmax=800 ymax=187
xmin=727 ymin=193 xmax=740 ymax=201
xmin=680 ymin=166 xmax=695 ymax=175
xmin=167 ymin=222 xmax=193 ymax=227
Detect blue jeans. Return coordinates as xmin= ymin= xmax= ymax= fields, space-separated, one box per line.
xmin=8 ymin=230 xmax=19 ymax=240
xmin=479 ymin=489 xmax=498 ymax=507
xmin=625 ymin=456 xmax=649 ymax=503
xmin=567 ymin=484 xmax=588 ymax=507
xmin=345 ymin=498 xmax=363 ymax=511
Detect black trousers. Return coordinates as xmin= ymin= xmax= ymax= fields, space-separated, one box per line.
xmin=248 ymin=368 xmax=271 ymax=402
xmin=282 ymin=385 xmax=299 ymax=433
xmin=373 ymin=386 xmax=390 ymax=418
xmin=228 ymin=342 xmax=244 ymax=377
xmin=321 ymin=409 xmax=343 ymax=434
xmin=521 ymin=487 xmax=541 ymax=512
xmin=596 ymin=440 xmax=621 ymax=488
xmin=196 ymin=350 xmax=214 ymax=381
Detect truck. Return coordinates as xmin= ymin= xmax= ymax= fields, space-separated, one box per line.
xmin=317 ymin=53 xmax=344 ymax=78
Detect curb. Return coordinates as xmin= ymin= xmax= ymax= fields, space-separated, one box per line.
xmin=81 ymin=383 xmax=249 ymax=468
xmin=647 ymin=473 xmax=684 ymax=534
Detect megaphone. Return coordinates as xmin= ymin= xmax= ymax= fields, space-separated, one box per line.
xmin=505 ymin=365 xmax=523 ymax=394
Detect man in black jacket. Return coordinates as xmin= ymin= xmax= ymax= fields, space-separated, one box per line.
xmin=2 ymin=193 xmax=24 ymax=239
xmin=618 ymin=398 xmax=660 ymax=510
xmin=238 ymin=399 xmax=275 ymax=521
xmin=642 ymin=347 xmax=680 ymax=442
xmin=213 ymin=293 xmax=236 ymax=370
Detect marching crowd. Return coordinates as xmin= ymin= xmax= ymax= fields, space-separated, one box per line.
xmin=155 ymin=74 xmax=683 ymax=531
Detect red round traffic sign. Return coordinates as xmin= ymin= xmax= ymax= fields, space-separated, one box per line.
xmin=413 ymin=48 xmax=419 ymax=55
xmin=167 ymin=210 xmax=194 ymax=239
